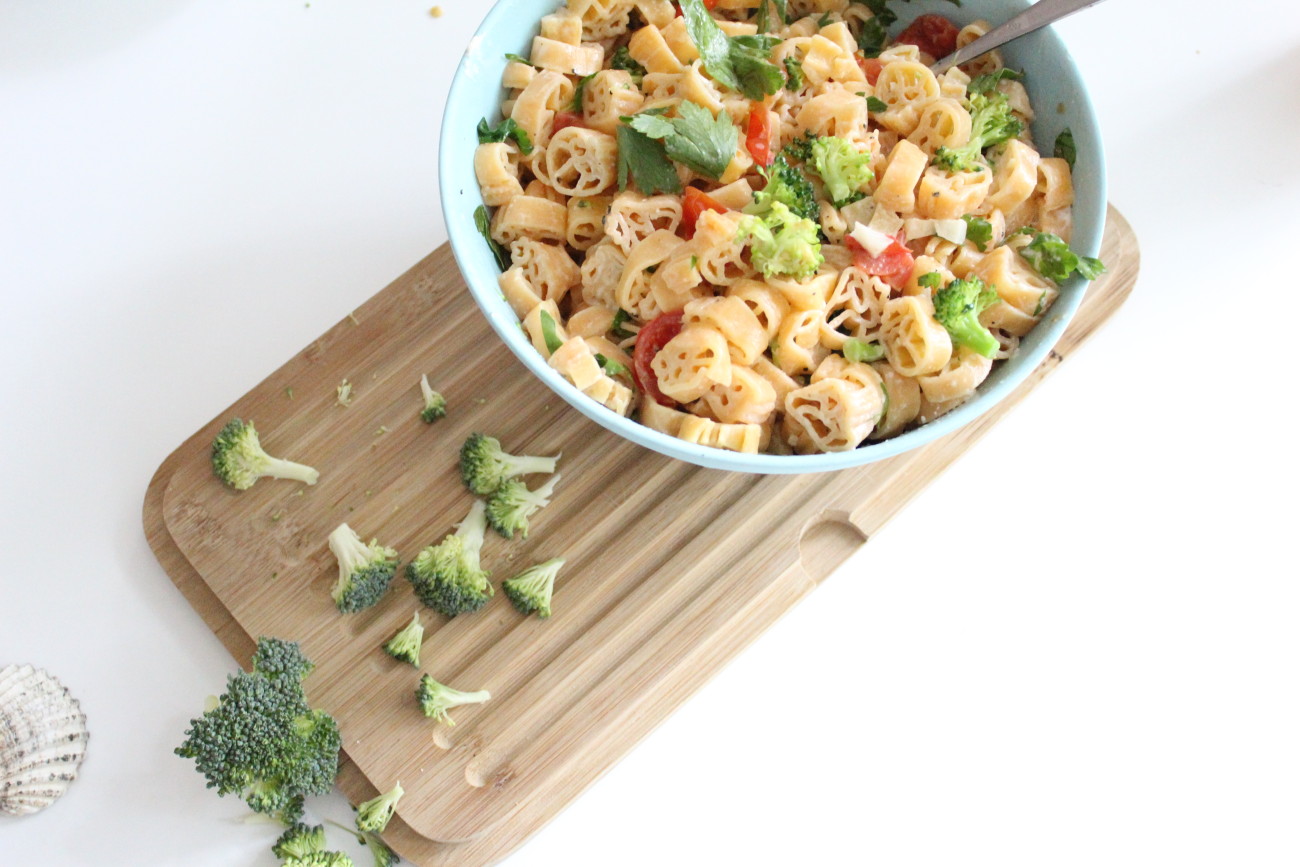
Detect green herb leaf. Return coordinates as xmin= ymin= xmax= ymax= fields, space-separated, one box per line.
xmin=610 ymin=46 xmax=647 ymax=84
xmin=628 ymin=101 xmax=738 ymax=180
xmin=538 ymin=310 xmax=564 ymax=354
xmin=1018 ymin=230 xmax=1106 ymax=283
xmin=477 ymin=116 xmax=534 ymax=156
xmin=682 ymin=0 xmax=738 ymax=91
xmin=681 ymin=0 xmax=783 ymax=101
xmin=756 ymin=0 xmax=788 ymax=33
xmin=729 ymin=35 xmax=785 ymax=101
xmin=594 ymin=354 xmax=629 ymax=377
xmin=843 ymin=338 xmax=885 ymax=363
xmin=573 ymin=73 xmax=597 ymax=113
xmin=616 ymin=124 xmax=682 ymax=196
xmin=474 ymin=206 xmax=509 ymax=272
xmin=961 ymin=214 xmax=993 ymax=252
xmin=610 ymin=309 xmax=635 ymax=341
xmin=865 ymin=96 xmax=888 ymax=113
xmin=918 ymin=271 xmax=944 ymax=290
xmin=504 ymin=53 xmax=535 ymax=67
xmin=1054 ymin=127 xmax=1076 ymax=170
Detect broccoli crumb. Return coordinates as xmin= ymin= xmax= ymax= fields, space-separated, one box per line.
xmin=337 ymin=380 xmax=353 ymax=407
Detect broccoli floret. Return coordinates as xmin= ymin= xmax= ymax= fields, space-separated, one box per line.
xmin=406 ymin=499 xmax=493 ymax=617
xmin=360 ymin=832 xmax=399 ymax=867
xmin=355 ymin=782 xmax=404 ymax=834
xmin=738 ymin=201 xmax=824 ymax=279
xmin=273 ymin=823 xmax=327 ymax=860
xmin=327 ymin=524 xmax=400 ymax=614
xmin=485 ymin=473 xmax=561 ymax=540
xmin=416 ymin=674 xmax=491 ymax=726
xmin=211 ymin=418 xmax=319 ymax=491
xmin=253 ymin=636 xmax=317 ymax=684
xmin=175 ymin=638 xmax=341 ymax=825
xmin=502 ymin=558 xmax=565 ymax=619
xmin=458 ymin=433 xmax=560 ymax=496
xmin=933 ymin=88 xmax=1023 ymax=173
xmin=932 ymin=276 xmax=1002 ymax=358
xmin=747 ymin=155 xmax=818 ymax=222
xmin=382 ymin=613 xmax=424 ymax=667
xmin=419 ymin=374 xmax=447 ymax=423
xmin=284 ymin=853 xmax=355 ymax=867
xmin=810 ymin=136 xmax=874 ymax=208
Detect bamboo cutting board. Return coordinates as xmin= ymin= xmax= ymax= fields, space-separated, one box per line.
xmin=145 ymin=206 xmax=1138 ymax=865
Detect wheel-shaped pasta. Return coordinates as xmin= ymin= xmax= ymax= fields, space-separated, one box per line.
xmin=751 ymin=355 xmax=801 ymax=408
xmin=628 ymin=23 xmax=683 ymax=74
xmin=544 ymin=126 xmax=618 ymax=197
xmin=968 ymin=245 xmax=1057 ymax=325
xmin=820 ymin=201 xmax=849 ymax=245
xmin=508 ymin=238 xmax=581 ymax=304
xmin=1039 ymin=205 xmax=1073 ymax=243
xmin=820 ymin=268 xmax=890 ymax=348
xmin=774 ymin=307 xmax=830 ymax=376
xmin=640 ymin=399 xmax=692 ymax=437
xmin=548 ymin=335 xmax=604 ymax=390
xmin=874 ymin=60 xmax=941 ymax=136
xmin=812 ymin=354 xmax=886 ymax=397
xmin=474 ymin=142 xmax=523 ymax=207
xmin=702 ymin=365 xmax=778 ymax=425
xmin=568 ymin=305 xmax=618 ymax=339
xmin=583 ymin=372 xmax=636 ymax=416
xmin=530 ymin=36 xmax=605 ymax=76
xmin=908 ymin=98 xmax=972 ymax=156
xmin=917 ymin=346 xmax=993 ymax=404
xmin=616 ymin=229 xmax=685 ymax=320
xmin=499 ymin=267 xmax=543 ymax=319
xmin=692 ymin=209 xmax=751 ymax=286
xmin=1036 ymin=157 xmax=1075 ymax=212
xmin=510 ymin=71 xmax=575 ymax=151
xmin=796 ymin=90 xmax=872 ymax=149
xmin=881 ymin=295 xmax=953 ymax=377
xmin=502 ymin=60 xmax=537 ymax=92
xmin=869 ymin=361 xmax=923 ymax=439
xmin=650 ymin=244 xmax=706 ymax=313
xmin=875 ymin=139 xmax=928 ymax=214
xmin=727 ymin=279 xmax=791 ymax=342
xmin=684 ymin=295 xmax=767 ymax=365
xmin=938 ymin=66 xmax=970 ymax=101
xmin=540 ymin=9 xmax=583 ymax=43
xmin=579 ymin=239 xmax=627 ymax=309
xmin=491 ymin=195 xmax=568 ymax=245
xmin=915 ymin=164 xmax=993 ymax=220
xmin=916 ymin=393 xmax=969 ymax=425
xmin=605 ymin=191 xmax=683 ymax=253
xmin=567 ymin=196 xmax=613 ymax=251
xmin=956 ymin=20 xmax=1004 ymax=79
xmin=783 ymin=377 xmax=883 ymax=452
xmin=568 ymin=0 xmax=633 ymax=40
xmin=676 ymin=415 xmax=763 ymax=454
xmin=583 ymin=70 xmax=645 ymax=135
xmin=767 ymin=271 xmax=837 ymax=313
xmin=982 ymin=139 xmax=1040 ymax=215
xmin=651 ymin=326 xmax=733 ymax=403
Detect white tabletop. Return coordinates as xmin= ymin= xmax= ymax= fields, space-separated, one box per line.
xmin=3 ymin=2 xmax=1298 ymax=864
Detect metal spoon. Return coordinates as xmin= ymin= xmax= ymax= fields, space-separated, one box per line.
xmin=931 ymin=0 xmax=1109 ymax=75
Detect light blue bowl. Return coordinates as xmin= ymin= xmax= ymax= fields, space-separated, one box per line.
xmin=439 ymin=0 xmax=1106 ymax=474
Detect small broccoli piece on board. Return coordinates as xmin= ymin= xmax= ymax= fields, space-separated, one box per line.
xmin=419 ymin=373 xmax=447 ymax=423
xmin=382 ymin=613 xmax=424 ymax=667
xmin=458 ymin=433 xmax=560 ymax=496
xmin=273 ymin=823 xmax=327 ymax=860
xmin=253 ymin=636 xmax=317 ymax=683
xmin=406 ymin=500 xmax=493 ymax=617
xmin=327 ymin=524 xmax=400 ymax=614
xmin=416 ymin=674 xmax=490 ymax=726
xmin=485 ymin=473 xmax=561 ymax=540
xmin=284 ymin=853 xmax=355 ymax=867
xmin=355 ymin=782 xmax=404 ymax=834
xmin=502 ymin=558 xmax=565 ymax=619
xmin=360 ymin=832 xmax=399 ymax=867
xmin=175 ymin=638 xmax=341 ymax=825
xmin=211 ymin=418 xmax=319 ymax=491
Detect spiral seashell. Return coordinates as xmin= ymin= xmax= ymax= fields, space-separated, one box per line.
xmin=0 ymin=664 xmax=89 ymax=816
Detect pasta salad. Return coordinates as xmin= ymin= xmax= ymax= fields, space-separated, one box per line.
xmin=472 ymin=0 xmax=1104 ymax=455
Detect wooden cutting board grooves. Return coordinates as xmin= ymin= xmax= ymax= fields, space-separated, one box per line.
xmin=144 ymin=206 xmax=1139 ymax=865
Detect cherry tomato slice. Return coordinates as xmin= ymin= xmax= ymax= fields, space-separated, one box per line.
xmin=846 ymin=234 xmax=916 ymax=291
xmin=895 ymin=14 xmax=960 ymax=60
xmin=552 ymin=111 xmax=586 ymax=135
xmin=682 ymin=187 xmax=728 ymax=240
xmin=675 ymin=0 xmax=718 ymax=15
xmin=745 ymin=106 xmax=775 ymax=167
xmin=857 ymin=56 xmax=884 ymax=86
xmin=633 ymin=312 xmax=684 ymax=408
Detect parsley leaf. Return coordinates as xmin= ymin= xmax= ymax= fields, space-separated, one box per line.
xmin=865 ymin=95 xmax=888 ymax=113
xmin=681 ymin=0 xmax=783 ymax=101
xmin=1018 ymin=231 xmax=1106 ymax=283
xmin=573 ymin=74 xmax=596 ymax=113
xmin=756 ymin=0 xmax=789 ymax=34
xmin=538 ymin=309 xmax=564 ymax=354
xmin=595 ymin=354 xmax=629 ymax=377
xmin=504 ymin=53 xmax=535 ymax=67
xmin=616 ymin=124 xmax=682 ymax=196
xmin=610 ymin=309 xmax=635 ymax=341
xmin=1054 ymin=127 xmax=1076 ymax=170
xmin=477 ymin=116 xmax=534 ymax=156
xmin=961 ymin=215 xmax=993 ymax=252
xmin=918 ymin=271 xmax=944 ymax=290
xmin=474 ymin=205 xmax=509 ymax=272
xmin=627 ymin=101 xmax=738 ymax=180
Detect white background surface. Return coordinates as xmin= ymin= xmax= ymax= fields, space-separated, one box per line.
xmin=2 ymin=1 xmax=1298 ymax=865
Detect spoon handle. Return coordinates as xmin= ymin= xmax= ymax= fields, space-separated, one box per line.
xmin=931 ymin=0 xmax=1109 ymax=74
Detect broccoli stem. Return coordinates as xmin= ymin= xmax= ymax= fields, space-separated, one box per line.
xmin=260 ymin=456 xmax=321 ymax=486
xmin=949 ymin=321 xmax=1000 ymax=358
xmin=500 ymin=454 xmax=559 ymax=479
xmin=455 ymin=499 xmax=488 ymax=549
